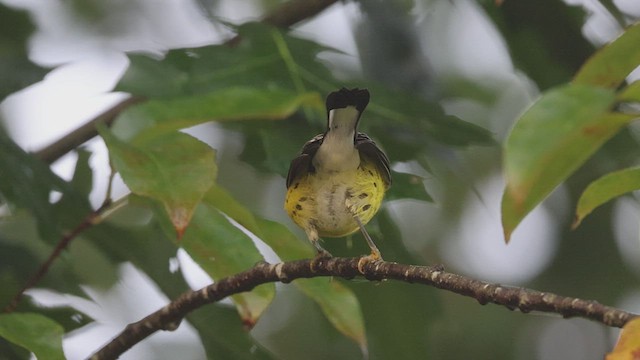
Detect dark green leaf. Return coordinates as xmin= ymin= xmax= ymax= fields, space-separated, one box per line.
xmin=0 ymin=5 xmax=48 ymax=100
xmin=482 ymin=0 xmax=593 ymax=89
xmin=362 ymin=85 xmax=495 ymax=163
xmin=84 ymin=199 xmax=274 ymax=359
xmin=502 ymin=84 xmax=635 ymax=241
xmin=204 ymin=185 xmax=367 ymax=348
xmin=0 ymin=127 xmax=69 ymax=243
xmin=347 ymin=209 xmax=442 ymax=359
xmin=239 ymin=116 xmax=317 ymax=176
xmin=385 ymin=171 xmax=433 ymax=202
xmin=0 ymin=313 xmax=65 ymax=360
xmin=117 ymin=23 xmax=334 ymax=100
xmin=176 ymin=191 xmax=275 ymax=326
xmin=257 ymin=219 xmax=367 ymax=350
xmin=188 ymin=304 xmax=276 ymax=359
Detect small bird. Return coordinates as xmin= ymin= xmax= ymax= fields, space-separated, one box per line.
xmin=284 ymin=88 xmax=391 ymax=261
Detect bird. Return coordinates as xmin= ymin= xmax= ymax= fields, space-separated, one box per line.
xmin=284 ymin=88 xmax=391 ymax=263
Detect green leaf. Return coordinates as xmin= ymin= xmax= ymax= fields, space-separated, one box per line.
xmin=239 ymin=117 xmax=318 ymax=176
xmin=257 ymin=219 xmax=367 ymax=350
xmin=573 ymin=167 xmax=640 ymax=228
xmin=573 ymin=22 xmax=640 ymax=88
xmin=177 ymin=192 xmax=275 ymax=327
xmin=385 ymin=171 xmax=433 ymax=202
xmin=364 ymin=85 xmax=495 ymax=161
xmin=0 ymin=127 xmax=70 ymax=243
xmin=117 ymin=23 xmax=334 ymax=100
xmin=85 ymin=199 xmax=273 ymax=358
xmin=100 ymin=128 xmax=216 ymax=237
xmin=203 ymin=186 xmax=368 ymax=348
xmin=0 ymin=313 xmax=65 ymax=360
xmin=296 ymin=278 xmax=367 ymax=350
xmin=187 ymin=304 xmax=276 ymax=360
xmin=0 ymin=5 xmax=48 ymax=100
xmin=501 ymin=84 xmax=635 ymax=241
xmin=617 ymin=80 xmax=640 ymax=103
xmin=119 ymin=87 xmax=322 ymax=142
xmin=205 ymin=184 xmax=263 ymax=236
xmin=69 ymin=149 xmax=93 ymax=197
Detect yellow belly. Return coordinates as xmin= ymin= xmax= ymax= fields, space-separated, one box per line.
xmin=285 ymin=160 xmax=386 ymax=237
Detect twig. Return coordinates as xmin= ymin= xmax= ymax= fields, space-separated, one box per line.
xmin=34 ymin=96 xmax=145 ymax=164
xmin=88 ymin=257 xmax=638 ymax=360
xmin=34 ymin=0 xmax=339 ymax=165
xmin=2 ymin=201 xmax=111 ymax=313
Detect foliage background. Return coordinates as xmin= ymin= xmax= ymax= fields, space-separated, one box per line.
xmin=1 ymin=0 xmax=640 ymax=359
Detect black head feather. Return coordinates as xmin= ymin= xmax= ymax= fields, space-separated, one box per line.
xmin=326 ymin=88 xmax=370 ymax=113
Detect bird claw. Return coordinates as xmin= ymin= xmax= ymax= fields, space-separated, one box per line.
xmin=357 ymin=251 xmax=382 ymax=274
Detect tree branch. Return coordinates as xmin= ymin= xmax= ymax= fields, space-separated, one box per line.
xmin=34 ymin=96 xmax=145 ymax=164
xmin=89 ymin=257 xmax=637 ymax=360
xmin=34 ymin=0 xmax=339 ymax=164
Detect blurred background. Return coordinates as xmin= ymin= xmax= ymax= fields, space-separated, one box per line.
xmin=2 ymin=0 xmax=640 ymax=359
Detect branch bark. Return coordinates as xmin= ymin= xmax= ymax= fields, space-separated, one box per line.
xmin=89 ymin=257 xmax=638 ymax=360
xmin=35 ymin=0 xmax=339 ymax=164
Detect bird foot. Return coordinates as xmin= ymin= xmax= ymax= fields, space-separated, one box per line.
xmin=357 ymin=251 xmax=382 ymax=274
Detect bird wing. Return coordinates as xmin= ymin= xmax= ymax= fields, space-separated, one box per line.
xmin=286 ymin=134 xmax=324 ymax=188
xmin=355 ymin=132 xmax=392 ymax=189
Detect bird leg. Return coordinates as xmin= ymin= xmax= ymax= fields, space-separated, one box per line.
xmin=306 ymin=225 xmax=332 ymax=258
xmin=345 ymin=198 xmax=383 ymax=273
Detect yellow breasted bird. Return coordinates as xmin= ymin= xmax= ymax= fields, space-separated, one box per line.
xmin=285 ymin=88 xmax=391 ymax=261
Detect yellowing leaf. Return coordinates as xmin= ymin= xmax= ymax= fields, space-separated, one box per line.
xmin=502 ymin=84 xmax=634 ymax=241
xmin=607 ymin=317 xmax=640 ymax=360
